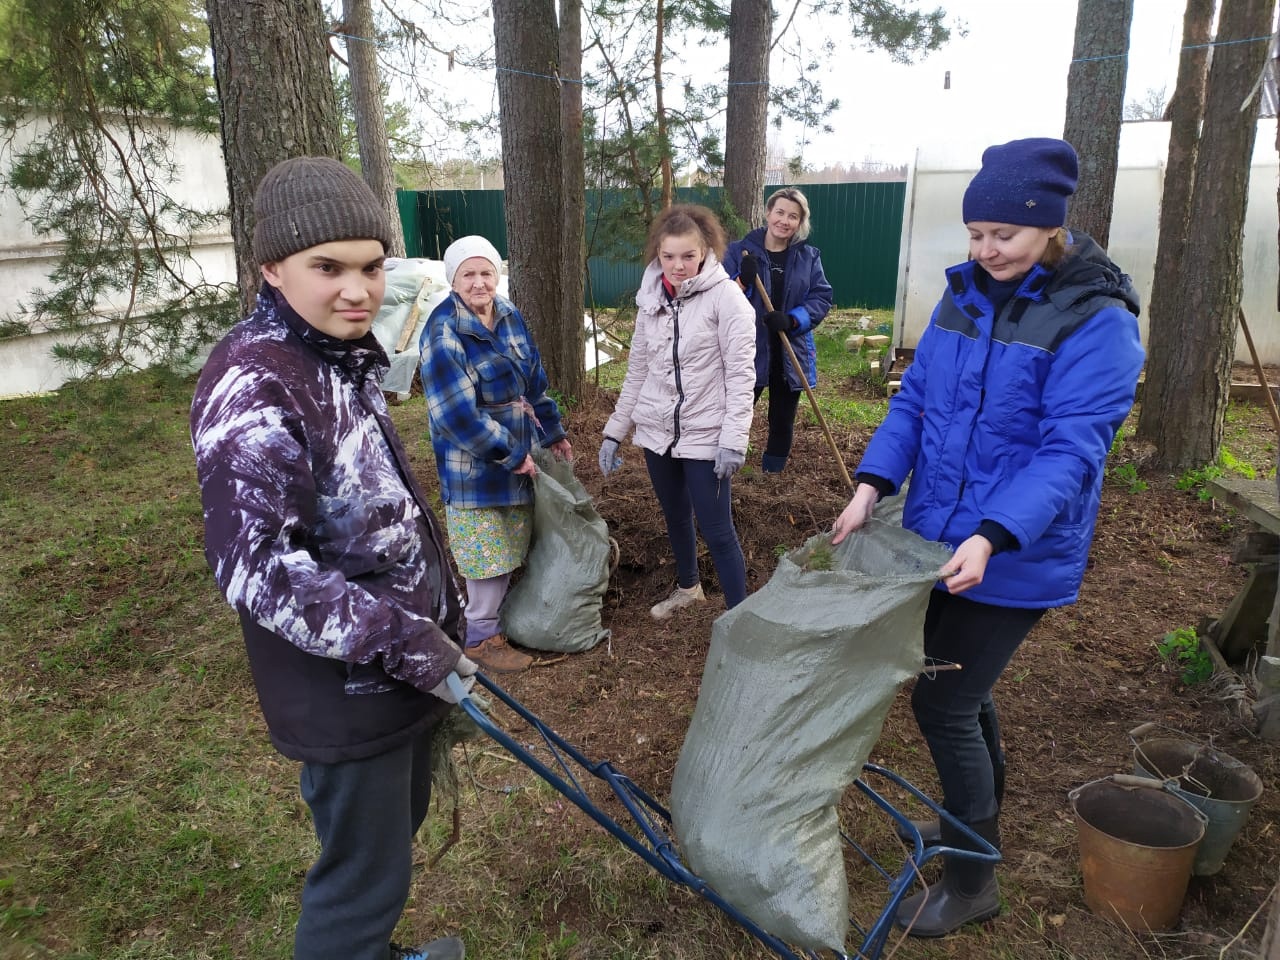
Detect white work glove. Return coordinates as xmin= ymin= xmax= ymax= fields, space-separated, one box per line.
xmin=429 ymin=654 xmax=478 ymax=704
xmin=599 ymin=436 xmax=623 ymax=476
xmin=713 ymin=447 xmax=745 ymax=480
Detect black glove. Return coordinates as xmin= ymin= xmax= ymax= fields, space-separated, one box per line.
xmin=738 ymin=251 xmax=758 ymax=289
xmin=765 ymin=309 xmax=793 ymax=333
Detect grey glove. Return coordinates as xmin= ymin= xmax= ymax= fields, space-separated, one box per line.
xmin=599 ymin=436 xmax=623 ymax=475
xmin=713 ymin=447 xmax=745 ymax=480
xmin=428 ymin=654 xmax=478 ymax=704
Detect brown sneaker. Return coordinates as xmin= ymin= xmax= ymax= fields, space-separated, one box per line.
xmin=467 ymin=633 xmax=533 ymax=673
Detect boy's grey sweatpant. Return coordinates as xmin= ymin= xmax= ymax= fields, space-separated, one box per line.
xmin=293 ymin=729 xmax=433 ymax=960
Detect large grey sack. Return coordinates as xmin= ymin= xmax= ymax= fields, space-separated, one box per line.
xmin=500 ymin=448 xmax=611 ymax=652
xmin=670 ymin=519 xmax=950 ymax=950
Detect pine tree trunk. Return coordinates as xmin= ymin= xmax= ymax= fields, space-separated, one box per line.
xmin=343 ymin=0 xmax=406 ymax=257
xmin=205 ymin=0 xmax=341 ymax=316
xmin=1135 ymin=0 xmax=1214 ymax=454
xmin=559 ymin=0 xmax=585 ymax=399
xmin=1146 ymin=0 xmax=1274 ymax=473
xmin=494 ymin=0 xmax=578 ymax=391
xmin=1062 ymin=0 xmax=1134 ymax=249
xmin=724 ymin=0 xmax=771 ymax=234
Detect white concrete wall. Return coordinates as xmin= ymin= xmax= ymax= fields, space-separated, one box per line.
xmin=894 ymin=120 xmax=1280 ymax=366
xmin=0 ymin=116 xmax=236 ymax=398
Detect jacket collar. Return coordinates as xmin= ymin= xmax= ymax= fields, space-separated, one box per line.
xmin=444 ymin=291 xmax=516 ymax=341
xmin=945 ymin=259 xmax=1055 ymax=310
xmin=943 ymin=230 xmax=1141 ymax=321
xmin=637 ymin=256 xmax=729 ymax=309
xmin=259 ymin=283 xmax=389 ymax=385
xmin=744 ymin=225 xmax=806 ymax=257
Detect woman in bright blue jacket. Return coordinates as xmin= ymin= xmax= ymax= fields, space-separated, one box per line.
xmin=725 ymin=188 xmax=833 ymax=474
xmin=832 ymin=139 xmax=1144 ymax=939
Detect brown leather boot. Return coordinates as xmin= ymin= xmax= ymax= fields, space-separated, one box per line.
xmin=468 ymin=633 xmax=532 ymax=673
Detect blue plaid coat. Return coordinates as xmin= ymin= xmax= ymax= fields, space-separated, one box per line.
xmin=420 ymin=293 xmax=566 ymax=509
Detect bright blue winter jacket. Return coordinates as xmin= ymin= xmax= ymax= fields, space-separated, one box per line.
xmin=725 ymin=228 xmax=833 ymax=389
xmin=857 ymin=233 xmax=1144 ymax=609
xmin=420 ymin=293 xmax=566 ymax=509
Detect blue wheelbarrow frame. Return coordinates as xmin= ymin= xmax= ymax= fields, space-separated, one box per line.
xmin=446 ymin=671 xmax=998 ymax=960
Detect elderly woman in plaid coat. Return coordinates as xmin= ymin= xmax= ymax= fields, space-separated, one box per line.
xmin=419 ymin=236 xmax=571 ymax=674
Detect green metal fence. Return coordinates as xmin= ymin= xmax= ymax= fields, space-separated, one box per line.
xmin=397 ymin=181 xmax=905 ymax=310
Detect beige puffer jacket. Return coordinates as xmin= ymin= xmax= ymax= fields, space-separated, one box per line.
xmin=604 ymin=256 xmax=756 ymax=459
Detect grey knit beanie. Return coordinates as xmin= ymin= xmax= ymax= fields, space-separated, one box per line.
xmin=252 ymin=157 xmax=394 ymax=264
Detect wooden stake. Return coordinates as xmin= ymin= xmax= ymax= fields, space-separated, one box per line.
xmin=1238 ymin=306 xmax=1280 ymax=435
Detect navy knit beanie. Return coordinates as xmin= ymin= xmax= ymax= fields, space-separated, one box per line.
xmin=962 ymin=138 xmax=1079 ymax=228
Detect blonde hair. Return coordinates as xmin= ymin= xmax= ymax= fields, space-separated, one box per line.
xmin=765 ymin=188 xmax=811 ymax=243
xmin=1039 ymin=227 xmax=1069 ymax=269
xmin=643 ymin=204 xmax=729 ymax=263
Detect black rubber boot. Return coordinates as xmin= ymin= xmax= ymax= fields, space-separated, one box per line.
xmin=898 ymin=755 xmax=1006 ymax=849
xmin=895 ymin=817 xmax=1001 ymax=937
xmin=895 ymin=816 xmax=942 ymax=847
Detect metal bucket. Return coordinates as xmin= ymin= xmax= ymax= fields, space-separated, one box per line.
xmin=1069 ymin=775 xmax=1207 ymax=931
xmin=1132 ymin=736 xmax=1263 ymax=875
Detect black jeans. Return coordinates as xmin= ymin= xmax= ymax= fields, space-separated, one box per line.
xmin=644 ymin=448 xmax=747 ymax=608
xmin=293 ymin=730 xmax=434 ymax=960
xmin=753 ymin=336 xmax=802 ymax=465
xmin=912 ymin=590 xmax=1044 ymax=824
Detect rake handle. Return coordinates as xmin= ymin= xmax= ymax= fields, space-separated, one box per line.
xmin=750 ymin=274 xmax=854 ymax=490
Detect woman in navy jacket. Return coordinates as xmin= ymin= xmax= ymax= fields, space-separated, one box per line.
xmin=725 ymin=188 xmax=833 ymax=474
xmin=832 ymin=139 xmax=1144 ymax=939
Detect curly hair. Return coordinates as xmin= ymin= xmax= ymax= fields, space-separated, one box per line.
xmin=643 ymin=204 xmax=728 ymax=263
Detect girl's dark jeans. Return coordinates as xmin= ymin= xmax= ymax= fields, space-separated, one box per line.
xmin=644 ymin=448 xmax=748 ymax=608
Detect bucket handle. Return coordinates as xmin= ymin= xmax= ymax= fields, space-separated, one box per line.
xmin=1068 ymin=775 xmax=1210 ymax=828
xmin=1127 ymin=721 xmax=1218 ymax=797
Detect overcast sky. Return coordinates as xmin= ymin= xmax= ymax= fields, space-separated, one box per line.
xmin=772 ymin=0 xmax=1185 ymax=168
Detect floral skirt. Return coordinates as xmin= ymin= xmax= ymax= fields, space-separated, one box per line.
xmin=444 ymin=504 xmax=533 ymax=580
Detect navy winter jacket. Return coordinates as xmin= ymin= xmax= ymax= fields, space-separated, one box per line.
xmin=725 ymin=228 xmax=833 ymax=389
xmin=857 ymin=234 xmax=1144 ymax=609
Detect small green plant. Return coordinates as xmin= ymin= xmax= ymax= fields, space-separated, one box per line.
xmin=1175 ymin=463 xmax=1224 ymax=501
xmin=1109 ymin=461 xmax=1147 ymax=494
xmin=1156 ymin=627 xmax=1214 ymax=685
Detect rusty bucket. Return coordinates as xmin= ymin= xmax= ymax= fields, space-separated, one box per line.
xmin=1069 ymin=775 xmax=1207 ymax=931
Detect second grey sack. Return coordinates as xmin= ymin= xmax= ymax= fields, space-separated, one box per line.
xmin=500 ymin=447 xmax=612 ymax=652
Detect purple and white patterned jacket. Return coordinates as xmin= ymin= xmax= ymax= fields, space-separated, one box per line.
xmin=191 ymin=285 xmax=465 ymax=763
